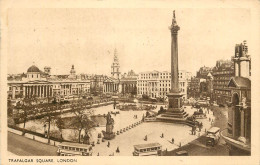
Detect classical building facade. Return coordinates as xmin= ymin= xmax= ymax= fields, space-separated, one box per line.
xmin=103 ymin=77 xmax=120 ymax=94
xmin=137 ymin=70 xmax=188 ymax=100
xmin=8 ymin=65 xmax=90 ymax=103
xmin=222 ymin=40 xmax=251 ymax=155
xmin=120 ymin=70 xmax=138 ymax=96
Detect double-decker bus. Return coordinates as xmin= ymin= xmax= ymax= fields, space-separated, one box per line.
xmin=133 ymin=143 xmax=162 ymax=156
xmin=57 ymin=142 xmax=93 ymax=156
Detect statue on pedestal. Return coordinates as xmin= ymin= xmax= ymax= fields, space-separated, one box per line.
xmin=102 ymin=112 xmax=115 ymax=140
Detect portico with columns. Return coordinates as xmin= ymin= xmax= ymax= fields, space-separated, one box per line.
xmin=7 ymin=65 xmax=90 ymax=102
xmin=103 ymin=78 xmax=120 ymax=94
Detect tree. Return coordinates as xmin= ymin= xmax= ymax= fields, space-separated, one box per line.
xmin=71 ymin=101 xmax=95 ymax=143
xmin=43 ymin=105 xmax=57 ymax=143
xmin=20 ymin=105 xmax=29 ymax=135
xmin=55 ymin=115 xmax=64 ymax=141
xmin=7 ymin=100 xmax=13 ymax=117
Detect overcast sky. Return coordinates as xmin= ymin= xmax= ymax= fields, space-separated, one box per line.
xmin=7 ymin=8 xmax=251 ymax=76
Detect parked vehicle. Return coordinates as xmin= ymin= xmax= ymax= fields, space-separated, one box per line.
xmin=206 ymin=127 xmax=220 ymax=147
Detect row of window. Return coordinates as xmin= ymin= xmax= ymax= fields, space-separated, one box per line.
xmin=139 ymin=75 xmax=184 ymax=79
xmin=137 ymin=83 xmax=186 ymax=87
xmin=27 ymin=74 xmax=40 ymax=79
xmin=61 ymin=146 xmax=88 ymax=152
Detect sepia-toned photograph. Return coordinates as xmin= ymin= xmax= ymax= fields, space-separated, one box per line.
xmin=1 ymin=1 xmax=260 ymax=165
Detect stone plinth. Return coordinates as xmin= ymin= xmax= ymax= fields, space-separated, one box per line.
xmin=102 ymin=130 xmax=115 ymax=140
xmin=157 ymin=92 xmax=188 ymax=123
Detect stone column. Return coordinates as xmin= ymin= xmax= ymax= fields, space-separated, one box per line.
xmin=28 ymin=86 xmax=31 ymax=98
xmin=23 ymin=86 xmax=26 ymax=97
xmin=47 ymin=85 xmax=49 ymax=97
xmin=44 ymin=85 xmax=47 ymax=97
xmin=36 ymin=85 xmax=38 ymax=97
xmin=25 ymin=86 xmax=27 ymax=97
xmin=51 ymin=85 xmax=53 ymax=97
xmin=12 ymin=86 xmax=15 ymax=99
xmin=31 ymin=85 xmax=34 ymax=96
xmin=39 ymin=85 xmax=42 ymax=97
xmin=241 ymin=109 xmax=245 ymax=137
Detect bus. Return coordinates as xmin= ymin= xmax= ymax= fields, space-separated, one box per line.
xmin=206 ymin=127 xmax=220 ymax=147
xmin=57 ymin=142 xmax=93 ymax=156
xmin=133 ymin=143 xmax=162 ymax=156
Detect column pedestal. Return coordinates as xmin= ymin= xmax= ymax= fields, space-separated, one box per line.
xmin=157 ymin=92 xmax=188 ymax=123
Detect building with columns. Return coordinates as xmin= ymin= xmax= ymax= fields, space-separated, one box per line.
xmin=111 ymin=49 xmax=121 ymax=79
xmin=137 ymin=70 xmax=188 ymax=100
xmin=8 ymin=65 xmax=90 ymax=103
xmin=120 ymin=70 xmax=138 ymax=96
xmin=222 ymin=40 xmax=251 ymax=155
xmin=103 ymin=77 xmax=120 ymax=94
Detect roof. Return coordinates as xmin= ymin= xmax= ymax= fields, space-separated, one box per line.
xmin=58 ymin=142 xmax=91 ymax=148
xmin=228 ymin=77 xmax=251 ymax=88
xmin=134 ymin=143 xmax=161 ymax=149
xmin=207 ymin=127 xmax=220 ymax=133
xmin=27 ymin=65 xmax=40 ymax=73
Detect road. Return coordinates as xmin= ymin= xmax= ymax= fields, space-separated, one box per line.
xmin=164 ymin=106 xmax=229 ymax=156
xmin=8 ymin=132 xmax=57 ymax=156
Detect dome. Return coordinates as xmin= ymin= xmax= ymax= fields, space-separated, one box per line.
xmin=27 ymin=65 xmax=40 ymax=73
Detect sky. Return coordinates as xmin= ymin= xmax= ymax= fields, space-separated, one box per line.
xmin=7 ymin=8 xmax=251 ymax=76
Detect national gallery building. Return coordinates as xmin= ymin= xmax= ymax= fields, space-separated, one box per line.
xmin=7 ymin=65 xmax=90 ymax=102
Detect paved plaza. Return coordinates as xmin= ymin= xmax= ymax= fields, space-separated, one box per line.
xmin=91 ymin=106 xmax=215 ymax=156
xmin=14 ymin=103 xmax=215 ymax=156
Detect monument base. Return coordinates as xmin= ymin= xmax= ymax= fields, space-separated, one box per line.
xmin=102 ymin=130 xmax=115 ymax=140
xmin=156 ymin=92 xmax=191 ymax=125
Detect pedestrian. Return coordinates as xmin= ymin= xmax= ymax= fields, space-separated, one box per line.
xmin=161 ymin=133 xmax=164 ymax=138
xmin=116 ymin=147 xmax=120 ymax=153
xmin=97 ymin=153 xmax=99 ymax=156
xmin=172 ymin=138 xmax=174 ymax=144
xmin=107 ymin=141 xmax=110 ymax=147
xmin=144 ymin=135 xmax=147 ymax=141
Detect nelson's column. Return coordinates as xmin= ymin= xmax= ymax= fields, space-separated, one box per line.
xmin=157 ymin=11 xmax=188 ymax=123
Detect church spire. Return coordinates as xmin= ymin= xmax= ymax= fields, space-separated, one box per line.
xmin=111 ymin=49 xmax=121 ymax=79
xmin=114 ymin=48 xmax=119 ymax=62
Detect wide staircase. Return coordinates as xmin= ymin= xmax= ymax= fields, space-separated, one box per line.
xmin=156 ymin=109 xmax=192 ymax=126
